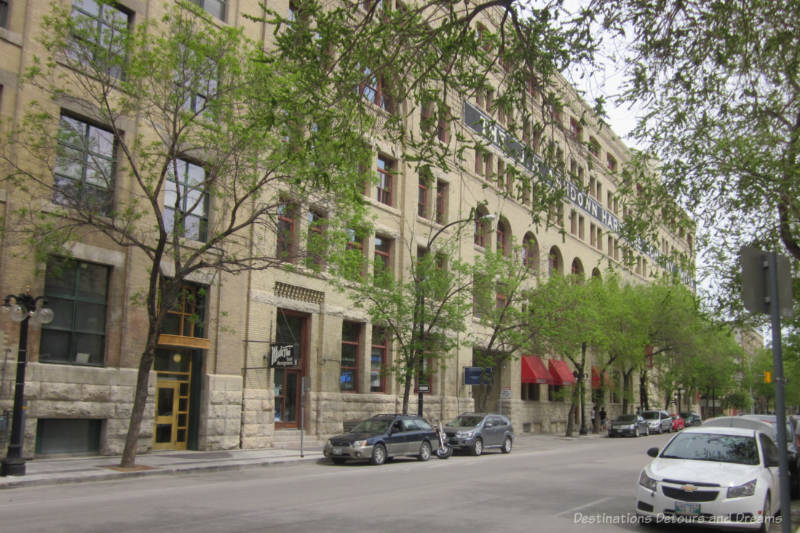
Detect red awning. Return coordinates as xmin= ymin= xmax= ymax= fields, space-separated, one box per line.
xmin=521 ymin=355 xmax=552 ymax=384
xmin=591 ymin=366 xmax=611 ymax=389
xmin=549 ymin=359 xmax=576 ymax=386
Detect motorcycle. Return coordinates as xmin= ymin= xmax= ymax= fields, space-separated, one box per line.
xmin=435 ymin=421 xmax=453 ymax=459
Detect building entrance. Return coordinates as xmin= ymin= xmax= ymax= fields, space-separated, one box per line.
xmin=153 ymin=349 xmax=192 ymax=450
xmin=274 ymin=310 xmax=307 ymax=429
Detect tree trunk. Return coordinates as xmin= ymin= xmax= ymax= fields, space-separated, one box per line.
xmin=565 ymin=403 xmax=576 ymax=437
xmin=120 ymin=345 xmax=157 ymax=467
xmin=639 ymin=370 xmax=649 ymax=410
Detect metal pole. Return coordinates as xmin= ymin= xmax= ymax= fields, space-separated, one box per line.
xmin=300 ymin=376 xmax=305 ymax=458
xmin=767 ymin=252 xmax=791 ymax=533
xmin=1 ymin=316 xmax=29 ymax=476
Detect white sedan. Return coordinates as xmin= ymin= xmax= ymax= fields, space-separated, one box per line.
xmin=635 ymin=426 xmax=780 ymax=530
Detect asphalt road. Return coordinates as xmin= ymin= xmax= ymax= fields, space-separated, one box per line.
xmin=0 ymin=432 xmax=782 ymax=532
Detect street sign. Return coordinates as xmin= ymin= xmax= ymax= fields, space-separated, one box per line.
xmin=268 ymin=343 xmax=298 ymax=368
xmin=741 ymin=246 xmax=793 ymax=318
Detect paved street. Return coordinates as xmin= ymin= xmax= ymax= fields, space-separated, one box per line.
xmin=0 ymin=433 xmax=788 ymax=532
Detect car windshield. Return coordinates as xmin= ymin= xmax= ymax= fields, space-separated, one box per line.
xmin=350 ymin=418 xmax=392 ymax=434
xmin=642 ymin=412 xmax=660 ymax=420
xmin=449 ymin=415 xmax=484 ymax=427
xmin=660 ymin=433 xmax=759 ymax=465
xmin=615 ymin=415 xmax=637 ymax=423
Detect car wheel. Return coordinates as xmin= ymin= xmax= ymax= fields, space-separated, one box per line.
xmin=645 ymin=426 xmax=650 ymax=436
xmin=634 ymin=427 xmax=639 ymax=438
xmin=370 ymin=443 xmax=387 ymax=466
xmin=471 ymin=437 xmax=483 ymax=457
xmin=417 ymin=440 xmax=432 ymax=461
xmin=759 ymin=492 xmax=771 ymax=532
xmin=501 ymin=436 xmax=512 ymax=453
xmin=332 ymin=458 xmax=347 ymax=465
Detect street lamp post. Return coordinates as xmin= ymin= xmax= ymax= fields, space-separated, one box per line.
xmin=1 ymin=292 xmax=54 ymax=476
xmin=416 ymin=211 xmax=495 ymax=417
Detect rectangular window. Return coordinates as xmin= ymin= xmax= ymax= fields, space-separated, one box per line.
xmin=569 ymin=118 xmax=582 ymax=141
xmin=569 ymin=210 xmax=577 ymax=235
xmin=0 ymin=0 xmax=8 ymax=28
xmin=345 ymin=228 xmax=365 ymax=280
xmin=54 ymin=114 xmax=115 ymax=215
xmin=359 ymin=67 xmax=393 ymax=113
xmin=418 ymin=177 xmax=429 ymax=218
xmin=578 ymin=215 xmax=585 ymax=240
xmin=161 ymin=282 xmax=207 ymax=338
xmin=374 ymin=236 xmax=392 ymax=279
xmin=165 ymin=159 xmax=209 ymax=242
xmin=70 ymin=0 xmax=130 ymax=79
xmin=376 ymin=155 xmax=393 ymax=206
xmin=590 ymin=223 xmax=596 ymax=246
xmin=588 ymin=136 xmax=600 ymax=157
xmin=521 ymin=383 xmax=540 ymax=401
xmin=497 ymin=159 xmax=505 ymax=189
xmin=596 ymin=227 xmax=602 ymax=251
xmin=306 ymin=210 xmax=326 ymax=270
xmin=435 ymin=180 xmax=447 ymax=224
xmin=607 ymin=154 xmax=617 ymax=172
xmin=277 ymin=202 xmax=297 ymax=261
xmin=474 ymin=149 xmax=483 ymax=176
xmin=370 ymin=326 xmax=387 ymax=392
xmin=191 ymin=0 xmax=226 ymax=20
xmin=40 ymin=257 xmax=110 ymax=366
xmin=341 ymin=321 xmax=361 ymax=392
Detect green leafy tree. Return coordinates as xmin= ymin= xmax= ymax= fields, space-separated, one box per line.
xmin=592 ymin=0 xmax=800 ymax=320
xmin=0 ymin=1 xmax=367 ymax=466
xmin=523 ymin=274 xmax=604 ymax=436
xmin=330 ymin=220 xmax=476 ymax=415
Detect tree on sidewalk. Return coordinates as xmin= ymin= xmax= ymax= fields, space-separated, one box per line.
xmin=0 ymin=1 xmax=368 ymax=467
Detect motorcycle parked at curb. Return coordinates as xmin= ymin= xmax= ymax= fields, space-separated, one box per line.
xmin=435 ymin=421 xmax=453 ymax=459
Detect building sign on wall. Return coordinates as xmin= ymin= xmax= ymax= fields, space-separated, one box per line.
xmin=462 ymin=101 xmax=693 ymax=288
xmin=269 ymin=343 xmax=299 ymax=368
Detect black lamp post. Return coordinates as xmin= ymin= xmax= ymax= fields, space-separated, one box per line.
xmin=1 ymin=292 xmax=54 ymax=476
xmin=573 ymin=369 xmax=589 ymax=435
xmin=416 ymin=211 xmax=496 ymax=417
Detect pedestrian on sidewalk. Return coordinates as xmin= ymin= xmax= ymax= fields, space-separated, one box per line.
xmin=599 ymin=407 xmax=607 ymax=430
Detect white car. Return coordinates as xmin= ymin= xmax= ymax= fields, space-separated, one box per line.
xmin=636 ymin=426 xmax=780 ymax=530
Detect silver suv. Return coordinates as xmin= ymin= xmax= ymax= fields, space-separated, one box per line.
xmin=642 ymin=410 xmax=672 ymax=434
xmin=444 ymin=413 xmax=514 ymax=456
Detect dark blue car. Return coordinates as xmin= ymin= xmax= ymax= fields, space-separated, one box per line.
xmin=324 ymin=414 xmax=439 ymax=465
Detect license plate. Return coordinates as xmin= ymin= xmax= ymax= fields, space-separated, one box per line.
xmin=674 ymin=502 xmax=700 ymax=515
xmin=332 ymin=447 xmax=342 ymax=455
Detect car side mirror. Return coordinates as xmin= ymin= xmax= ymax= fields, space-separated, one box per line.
xmin=647 ymin=447 xmax=659 ymax=458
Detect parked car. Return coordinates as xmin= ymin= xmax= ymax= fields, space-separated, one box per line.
xmin=705 ymin=414 xmax=800 ymax=498
xmin=636 ymin=426 xmax=780 ymax=530
xmin=443 ymin=413 xmax=514 ymax=456
xmin=680 ymin=411 xmax=703 ymax=426
xmin=323 ymin=414 xmax=440 ymax=465
xmin=671 ymin=414 xmax=685 ymax=431
xmin=608 ymin=414 xmax=649 ymax=438
xmin=642 ymin=410 xmax=673 ymax=434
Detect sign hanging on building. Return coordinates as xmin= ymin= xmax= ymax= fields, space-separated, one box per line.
xmin=269 ymin=343 xmax=299 ymax=368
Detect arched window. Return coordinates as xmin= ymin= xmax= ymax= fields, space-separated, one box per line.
xmin=522 ymin=233 xmax=539 ymax=272
xmin=474 ymin=206 xmax=490 ymax=248
xmin=591 ymin=267 xmax=602 ymax=280
xmin=496 ymin=218 xmax=511 ymax=257
xmin=571 ymin=258 xmax=584 ymax=284
xmin=548 ymin=246 xmax=562 ymax=277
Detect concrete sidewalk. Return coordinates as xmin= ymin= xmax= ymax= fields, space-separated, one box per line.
xmin=0 ymin=446 xmax=326 ymax=489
